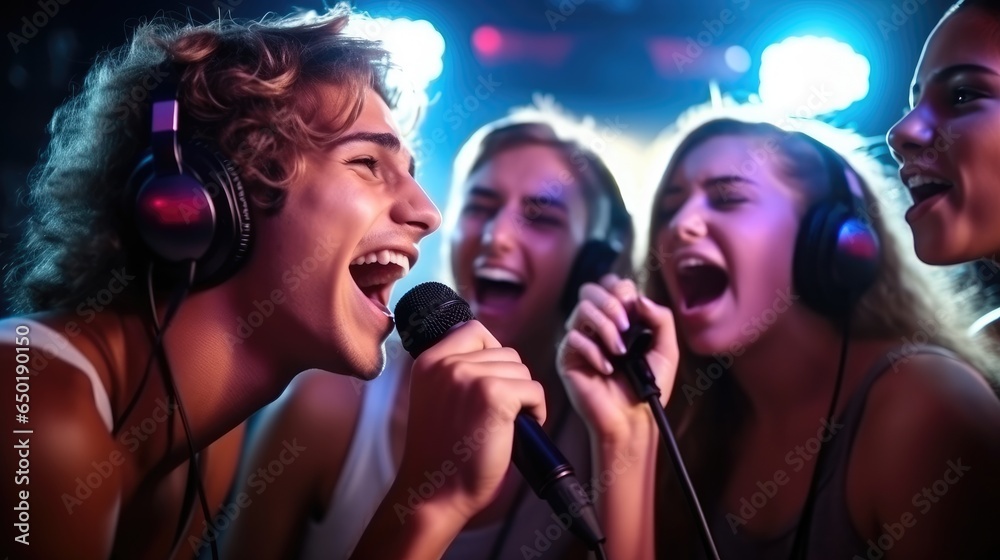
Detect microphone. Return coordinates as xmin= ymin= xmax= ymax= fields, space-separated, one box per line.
xmin=394 ymin=282 xmax=605 ymax=551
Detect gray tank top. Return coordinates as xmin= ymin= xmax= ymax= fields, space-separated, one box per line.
xmin=708 ymin=345 xmax=960 ymax=559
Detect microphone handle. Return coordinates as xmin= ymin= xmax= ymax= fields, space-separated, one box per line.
xmin=512 ymin=413 xmax=605 ymax=548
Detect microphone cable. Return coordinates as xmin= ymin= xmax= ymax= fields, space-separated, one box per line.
xmin=616 ymin=322 xmax=720 ymax=560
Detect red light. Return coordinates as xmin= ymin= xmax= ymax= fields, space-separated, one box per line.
xmin=472 ymin=26 xmax=503 ymax=57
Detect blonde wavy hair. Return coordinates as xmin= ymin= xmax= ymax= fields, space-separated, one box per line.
xmin=646 ymin=115 xmax=1000 ymax=556
xmin=6 ymin=5 xmax=404 ymax=313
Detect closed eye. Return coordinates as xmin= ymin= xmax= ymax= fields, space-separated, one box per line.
xmin=712 ymin=195 xmax=748 ymax=208
xmin=347 ymin=156 xmax=380 ymax=174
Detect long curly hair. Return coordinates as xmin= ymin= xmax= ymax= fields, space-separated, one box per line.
xmin=6 ymin=5 xmax=399 ymax=314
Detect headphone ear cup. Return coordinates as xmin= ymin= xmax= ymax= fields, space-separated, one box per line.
xmin=560 ymin=239 xmax=621 ymax=319
xmin=794 ymin=202 xmax=880 ymax=317
xmin=128 ymin=141 xmax=252 ymax=287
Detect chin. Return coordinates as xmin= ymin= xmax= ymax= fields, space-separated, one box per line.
xmin=914 ymin=238 xmax=969 ymax=266
xmin=682 ymin=329 xmax=739 ymax=359
xmin=341 ymin=350 xmax=386 ymax=380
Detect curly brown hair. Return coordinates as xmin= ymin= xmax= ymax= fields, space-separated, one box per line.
xmin=6 ymin=5 xmax=399 ymax=314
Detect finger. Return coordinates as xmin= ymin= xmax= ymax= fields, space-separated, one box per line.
xmin=478 ymin=377 xmax=547 ymax=426
xmin=636 ymin=295 xmax=680 ymax=363
xmin=571 ymin=299 xmax=627 ymax=356
xmin=561 ymin=329 xmax=615 ymax=376
xmin=440 ymin=347 xmax=522 ymax=366
xmin=578 ymin=283 xmax=630 ymax=332
xmin=418 ymin=319 xmax=501 ymax=363
xmin=600 ymin=274 xmax=639 ymax=306
xmin=450 ymin=360 xmax=533 ymax=383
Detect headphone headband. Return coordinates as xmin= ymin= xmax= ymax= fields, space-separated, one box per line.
xmin=126 ymin=60 xmax=253 ymax=287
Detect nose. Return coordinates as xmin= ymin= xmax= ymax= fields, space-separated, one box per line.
xmin=887 ymin=105 xmax=935 ymax=166
xmin=481 ymin=207 xmax=519 ymax=255
xmin=395 ymin=176 xmax=442 ymax=237
xmin=668 ymin=197 xmax=709 ymax=246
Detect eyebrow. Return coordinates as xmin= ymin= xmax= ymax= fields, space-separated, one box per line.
xmin=912 ymin=63 xmax=1000 ymax=98
xmin=661 ymin=175 xmax=756 ymax=195
xmin=468 ymin=186 xmax=569 ymax=213
xmin=331 ymin=131 xmax=415 ymax=176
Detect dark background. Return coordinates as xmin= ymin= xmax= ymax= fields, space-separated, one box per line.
xmin=0 ymin=0 xmax=959 ymax=315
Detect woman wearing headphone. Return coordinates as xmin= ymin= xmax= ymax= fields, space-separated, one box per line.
xmin=222 ymin=107 xmax=649 ymax=559
xmin=559 ymin=118 xmax=1000 ymax=558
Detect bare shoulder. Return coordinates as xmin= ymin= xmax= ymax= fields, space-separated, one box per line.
xmin=861 ymin=350 xmax=1000 ymax=444
xmin=849 ymin=349 xmax=1000 ymax=555
xmin=0 ymin=316 xmax=125 ymax=558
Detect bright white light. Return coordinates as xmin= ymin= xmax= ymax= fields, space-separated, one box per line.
xmin=346 ymin=16 xmax=446 ymax=91
xmin=758 ymin=36 xmax=870 ymax=117
xmin=724 ymin=45 xmax=751 ymax=73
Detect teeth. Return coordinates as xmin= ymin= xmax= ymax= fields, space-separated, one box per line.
xmin=475 ymin=266 xmax=523 ymax=285
xmin=906 ymin=174 xmax=953 ymax=189
xmin=678 ymin=257 xmax=707 ymax=270
xmin=350 ymin=250 xmax=410 ymax=276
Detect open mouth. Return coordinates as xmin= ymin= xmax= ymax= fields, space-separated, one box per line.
xmin=907 ymin=174 xmax=954 ymax=206
xmin=473 ymin=266 xmax=525 ymax=312
xmin=676 ymin=257 xmax=729 ymax=311
xmin=349 ymin=250 xmax=410 ymax=313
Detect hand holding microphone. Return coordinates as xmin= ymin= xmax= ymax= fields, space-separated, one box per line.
xmin=392 ymin=282 xmax=604 ymax=553
xmin=402 ymin=316 xmax=544 ymax=521
xmin=557 ymin=274 xmax=720 ymax=560
xmin=557 ymin=274 xmax=679 ymax=439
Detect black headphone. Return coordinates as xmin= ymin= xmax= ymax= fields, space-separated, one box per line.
xmin=558 ymin=149 xmax=634 ymax=318
xmin=792 ymin=134 xmax=880 ymax=319
xmin=125 ymin=62 xmax=253 ymax=287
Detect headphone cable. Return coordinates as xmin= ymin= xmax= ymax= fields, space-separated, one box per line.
xmin=112 ymin=260 xmax=219 ymax=560
xmin=788 ymin=309 xmax=853 ymax=559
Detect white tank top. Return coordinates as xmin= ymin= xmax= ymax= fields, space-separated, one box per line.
xmin=297 ymin=340 xmax=404 ymax=560
xmin=0 ymin=317 xmax=114 ymax=432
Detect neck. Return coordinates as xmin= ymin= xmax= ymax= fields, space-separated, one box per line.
xmin=115 ymin=289 xmax=295 ymax=476
xmin=725 ymin=311 xmax=886 ymax=434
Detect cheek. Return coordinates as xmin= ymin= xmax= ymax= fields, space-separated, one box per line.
xmin=729 ymin=215 xmax=798 ymax=302
xmin=450 ymin=223 xmax=481 ymax=287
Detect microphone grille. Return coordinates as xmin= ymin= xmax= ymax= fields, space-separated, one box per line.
xmin=394 ymin=281 xmax=473 ymax=358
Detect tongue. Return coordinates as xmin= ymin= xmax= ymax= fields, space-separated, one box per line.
xmin=912 ymin=183 xmax=951 ymax=204
xmin=351 ymin=263 xmax=403 ymax=288
xmin=476 ymin=281 xmax=523 ymax=311
xmin=679 ymin=266 xmax=728 ymax=309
